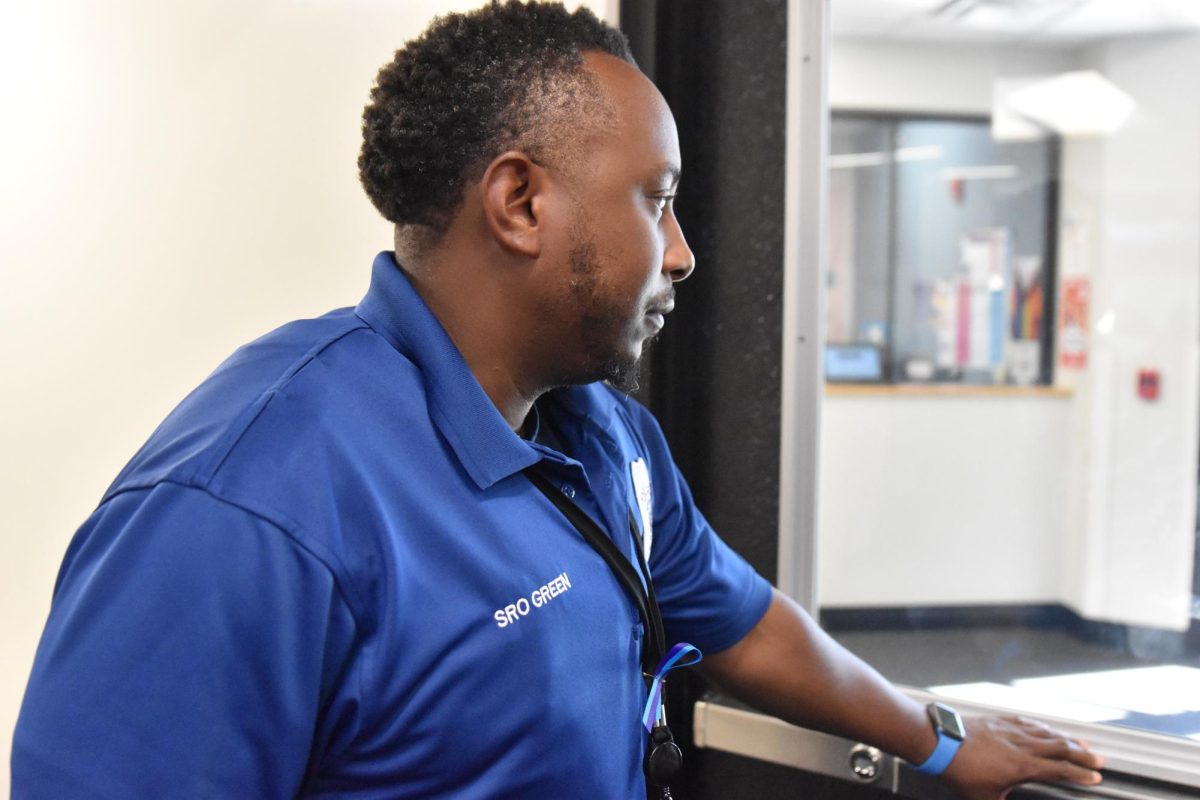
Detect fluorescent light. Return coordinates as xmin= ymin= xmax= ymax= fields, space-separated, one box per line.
xmin=894 ymin=145 xmax=943 ymax=162
xmin=1006 ymin=70 xmax=1135 ymax=137
xmin=829 ymin=146 xmax=943 ymax=170
xmin=829 ymin=151 xmax=891 ymax=169
xmin=938 ymin=165 xmax=1018 ymax=181
xmin=993 ymin=76 xmax=1051 ymax=142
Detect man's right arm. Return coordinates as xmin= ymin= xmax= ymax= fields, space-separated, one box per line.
xmin=698 ymin=588 xmax=1105 ymax=800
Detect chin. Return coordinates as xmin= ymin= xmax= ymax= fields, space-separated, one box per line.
xmin=574 ymin=320 xmax=654 ymax=391
xmin=598 ymin=342 xmax=649 ymax=394
xmin=604 ymin=361 xmax=642 ymax=394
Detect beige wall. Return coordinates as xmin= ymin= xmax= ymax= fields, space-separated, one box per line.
xmin=0 ymin=0 xmax=616 ymax=791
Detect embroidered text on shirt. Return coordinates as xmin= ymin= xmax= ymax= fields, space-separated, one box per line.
xmin=493 ymin=571 xmax=572 ymax=628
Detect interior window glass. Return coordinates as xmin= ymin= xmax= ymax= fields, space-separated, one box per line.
xmin=821 ymin=2 xmax=1200 ymax=754
xmin=828 ymin=114 xmax=1056 ymax=384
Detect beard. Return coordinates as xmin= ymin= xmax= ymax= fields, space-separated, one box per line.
xmin=593 ymin=335 xmax=648 ymax=393
xmin=564 ymin=231 xmax=660 ymax=394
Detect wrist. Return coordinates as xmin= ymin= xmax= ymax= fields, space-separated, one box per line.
xmin=895 ymin=697 xmax=940 ymax=765
xmin=913 ymin=703 xmax=966 ymax=777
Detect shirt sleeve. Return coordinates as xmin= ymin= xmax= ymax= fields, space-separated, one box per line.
xmin=625 ymin=404 xmax=774 ymax=655
xmin=12 ymin=482 xmax=360 ymax=799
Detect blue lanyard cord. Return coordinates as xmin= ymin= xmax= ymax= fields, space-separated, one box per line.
xmin=641 ymin=643 xmax=703 ymax=732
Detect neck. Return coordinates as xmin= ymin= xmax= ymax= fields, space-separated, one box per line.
xmin=400 ymin=249 xmax=546 ymax=433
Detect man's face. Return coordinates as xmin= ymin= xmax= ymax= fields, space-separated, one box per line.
xmin=538 ymin=53 xmax=695 ymax=391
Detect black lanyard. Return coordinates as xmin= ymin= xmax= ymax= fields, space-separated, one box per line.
xmin=523 ymin=468 xmax=666 ymax=677
xmin=524 ymin=467 xmax=686 ymax=792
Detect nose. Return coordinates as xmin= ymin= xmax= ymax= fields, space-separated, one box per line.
xmin=663 ymin=209 xmax=695 ymax=282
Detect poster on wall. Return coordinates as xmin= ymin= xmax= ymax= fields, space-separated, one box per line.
xmin=1059 ymin=276 xmax=1090 ymax=369
xmin=957 ymin=229 xmax=1010 ymax=377
xmin=1008 ymin=255 xmax=1043 ymax=385
xmin=932 ymin=278 xmax=957 ymax=373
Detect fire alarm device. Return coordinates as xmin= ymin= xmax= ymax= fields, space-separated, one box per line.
xmin=1137 ymin=368 xmax=1161 ymax=401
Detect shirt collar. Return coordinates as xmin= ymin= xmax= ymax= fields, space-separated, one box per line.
xmin=545 ymin=383 xmax=624 ymax=435
xmin=354 ymin=251 xmax=540 ymax=490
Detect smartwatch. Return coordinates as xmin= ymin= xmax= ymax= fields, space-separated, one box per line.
xmin=913 ymin=702 xmax=966 ymax=776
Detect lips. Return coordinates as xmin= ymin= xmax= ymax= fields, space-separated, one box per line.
xmin=645 ymin=293 xmax=675 ymax=319
xmin=644 ymin=297 xmax=673 ymax=332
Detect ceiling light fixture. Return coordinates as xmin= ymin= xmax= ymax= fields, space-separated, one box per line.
xmin=1005 ymin=69 xmax=1135 ymax=137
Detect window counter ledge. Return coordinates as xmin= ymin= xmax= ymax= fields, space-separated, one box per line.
xmin=825 ymin=383 xmax=1073 ymax=399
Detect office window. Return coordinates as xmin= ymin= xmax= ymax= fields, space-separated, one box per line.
xmin=828 ymin=114 xmax=1057 ymax=384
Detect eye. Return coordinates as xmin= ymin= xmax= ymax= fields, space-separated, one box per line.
xmin=649 ymin=194 xmax=676 ymax=214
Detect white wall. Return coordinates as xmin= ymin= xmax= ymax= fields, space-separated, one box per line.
xmin=0 ymin=1 xmax=616 ymax=793
xmin=819 ymin=393 xmax=1071 ymax=606
xmin=821 ymin=35 xmax=1200 ymax=629
xmin=1057 ymin=35 xmax=1200 ymax=630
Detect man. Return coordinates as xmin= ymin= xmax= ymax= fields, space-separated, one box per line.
xmin=13 ymin=2 xmax=1103 ymax=798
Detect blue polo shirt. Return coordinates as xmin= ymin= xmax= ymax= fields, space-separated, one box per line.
xmin=13 ymin=252 xmax=773 ymax=799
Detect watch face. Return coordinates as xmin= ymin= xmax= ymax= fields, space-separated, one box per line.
xmin=928 ymin=703 xmax=966 ymax=741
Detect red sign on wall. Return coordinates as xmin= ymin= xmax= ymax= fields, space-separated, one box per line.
xmin=1059 ymin=277 xmax=1090 ymax=369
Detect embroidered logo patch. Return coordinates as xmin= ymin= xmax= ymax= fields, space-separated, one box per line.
xmin=630 ymin=458 xmax=653 ymax=563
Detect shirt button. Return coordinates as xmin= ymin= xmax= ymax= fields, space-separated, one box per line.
xmin=560 ymin=483 xmax=576 ymax=498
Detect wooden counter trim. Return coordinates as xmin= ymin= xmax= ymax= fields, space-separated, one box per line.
xmin=825 ymin=383 xmax=1073 ymax=399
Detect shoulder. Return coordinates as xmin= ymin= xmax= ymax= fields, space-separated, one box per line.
xmin=101 ymin=308 xmax=436 ymax=559
xmin=106 ymin=309 xmax=417 ymax=498
xmin=92 ymin=310 xmax=411 ymax=627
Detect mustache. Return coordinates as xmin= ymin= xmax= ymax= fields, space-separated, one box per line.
xmin=646 ymin=290 xmax=676 ymax=315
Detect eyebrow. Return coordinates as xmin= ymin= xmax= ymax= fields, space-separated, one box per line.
xmin=651 ymin=164 xmax=682 ymax=188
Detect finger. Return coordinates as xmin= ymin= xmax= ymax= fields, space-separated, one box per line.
xmin=1066 ymin=739 xmax=1104 ymax=768
xmin=1068 ymin=744 xmax=1106 ymax=770
xmin=1012 ymin=716 xmax=1074 ymax=741
xmin=1031 ymin=735 xmax=1106 ymax=769
xmin=1026 ymin=731 xmax=1106 ymax=770
xmin=1039 ymin=756 xmax=1104 ymax=786
xmin=1012 ymin=717 xmax=1102 ymax=762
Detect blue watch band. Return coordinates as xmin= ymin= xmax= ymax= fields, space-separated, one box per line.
xmin=913 ymin=730 xmax=962 ymax=776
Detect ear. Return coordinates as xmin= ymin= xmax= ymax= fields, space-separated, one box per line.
xmin=481 ymin=151 xmax=547 ymax=259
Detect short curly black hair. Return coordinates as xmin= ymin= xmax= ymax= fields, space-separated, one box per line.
xmin=358 ymin=1 xmax=634 ymax=236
